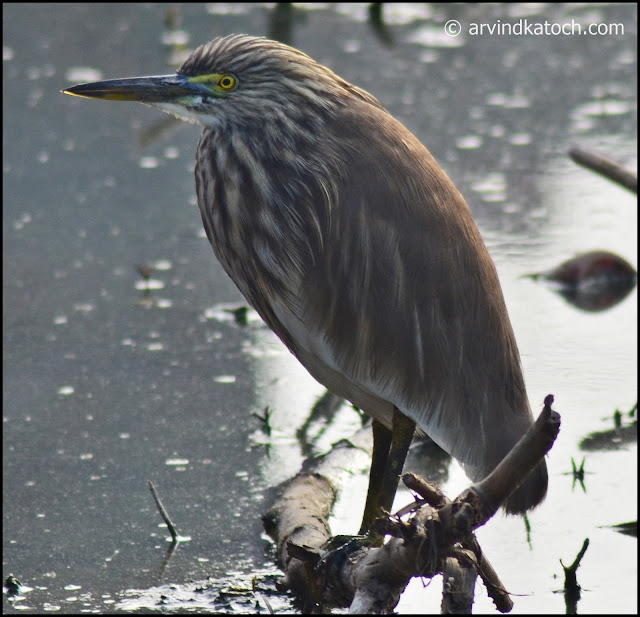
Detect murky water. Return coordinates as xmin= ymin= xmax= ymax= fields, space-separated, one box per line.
xmin=4 ymin=3 xmax=636 ymax=614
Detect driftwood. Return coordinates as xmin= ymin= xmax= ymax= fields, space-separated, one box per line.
xmin=568 ymin=146 xmax=637 ymax=194
xmin=560 ymin=537 xmax=590 ymax=614
xmin=263 ymin=395 xmax=561 ymax=613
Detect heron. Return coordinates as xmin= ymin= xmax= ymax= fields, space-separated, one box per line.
xmin=63 ymin=34 xmax=548 ymax=534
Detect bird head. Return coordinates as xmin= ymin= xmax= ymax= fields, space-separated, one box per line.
xmin=63 ymin=34 xmax=382 ymax=131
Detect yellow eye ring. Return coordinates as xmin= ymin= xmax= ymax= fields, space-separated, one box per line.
xmin=219 ymin=75 xmax=237 ymax=90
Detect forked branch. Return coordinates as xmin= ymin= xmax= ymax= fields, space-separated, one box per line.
xmin=263 ymin=396 xmax=561 ymax=614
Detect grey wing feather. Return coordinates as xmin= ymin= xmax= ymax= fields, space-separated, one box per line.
xmin=272 ymin=100 xmax=540 ymax=491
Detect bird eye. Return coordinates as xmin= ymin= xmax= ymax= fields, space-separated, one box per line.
xmin=219 ymin=75 xmax=237 ymax=90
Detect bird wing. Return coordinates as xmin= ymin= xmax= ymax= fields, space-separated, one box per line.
xmin=269 ymin=99 xmax=535 ymax=484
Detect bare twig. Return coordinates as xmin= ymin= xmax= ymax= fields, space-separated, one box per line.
xmin=569 ymin=146 xmax=637 ymax=193
xmin=469 ymin=394 xmax=561 ymax=518
xmin=401 ymin=473 xmax=513 ymax=613
xmin=148 ymin=480 xmax=179 ymax=543
xmin=560 ymin=538 xmax=590 ymax=614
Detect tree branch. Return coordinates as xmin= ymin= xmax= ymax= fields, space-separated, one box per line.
xmin=262 ymin=397 xmax=561 ymax=614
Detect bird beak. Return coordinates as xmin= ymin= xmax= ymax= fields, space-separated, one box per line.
xmin=62 ymin=74 xmax=199 ymax=103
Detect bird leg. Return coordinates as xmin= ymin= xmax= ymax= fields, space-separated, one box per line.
xmin=359 ymin=419 xmax=392 ymax=535
xmin=359 ymin=407 xmax=416 ymax=535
